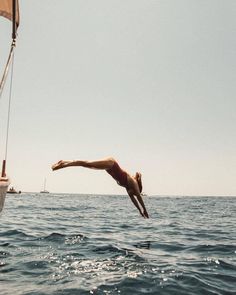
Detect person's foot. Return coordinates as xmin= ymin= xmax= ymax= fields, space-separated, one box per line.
xmin=52 ymin=160 xmax=65 ymax=171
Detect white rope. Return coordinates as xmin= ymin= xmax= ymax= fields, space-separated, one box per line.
xmin=0 ymin=42 xmax=15 ymax=100
xmin=4 ymin=50 xmax=15 ymax=161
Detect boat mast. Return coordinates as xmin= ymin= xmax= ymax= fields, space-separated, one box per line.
xmin=12 ymin=0 xmax=17 ymax=41
xmin=44 ymin=178 xmax=46 ymax=191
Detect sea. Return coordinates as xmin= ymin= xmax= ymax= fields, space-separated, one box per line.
xmin=0 ymin=194 xmax=235 ymax=295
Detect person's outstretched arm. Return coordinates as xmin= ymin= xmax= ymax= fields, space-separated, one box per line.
xmin=127 ymin=191 xmax=145 ymax=218
xmin=134 ymin=193 xmax=149 ymax=218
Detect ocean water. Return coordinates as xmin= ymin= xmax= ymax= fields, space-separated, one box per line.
xmin=0 ymin=194 xmax=235 ymax=295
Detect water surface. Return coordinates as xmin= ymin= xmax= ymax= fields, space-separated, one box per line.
xmin=0 ymin=194 xmax=235 ymax=294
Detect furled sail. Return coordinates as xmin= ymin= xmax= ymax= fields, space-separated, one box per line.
xmin=0 ymin=0 xmax=20 ymax=28
xmin=0 ymin=0 xmax=20 ymax=213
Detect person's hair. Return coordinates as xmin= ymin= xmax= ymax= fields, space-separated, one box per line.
xmin=135 ymin=172 xmax=142 ymax=193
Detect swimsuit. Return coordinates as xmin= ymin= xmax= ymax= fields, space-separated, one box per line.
xmin=106 ymin=161 xmax=128 ymax=188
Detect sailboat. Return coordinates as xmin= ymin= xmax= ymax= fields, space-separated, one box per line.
xmin=40 ymin=178 xmax=49 ymax=194
xmin=0 ymin=0 xmax=19 ymax=212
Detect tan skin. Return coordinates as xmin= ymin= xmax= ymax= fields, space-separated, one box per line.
xmin=52 ymin=157 xmax=149 ymax=218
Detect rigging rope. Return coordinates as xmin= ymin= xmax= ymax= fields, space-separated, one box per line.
xmin=4 ymin=50 xmax=15 ymax=162
xmin=0 ymin=41 xmax=15 ymax=100
xmin=0 ymin=41 xmax=16 ymax=176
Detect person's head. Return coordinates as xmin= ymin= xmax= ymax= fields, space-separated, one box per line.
xmin=134 ymin=172 xmax=142 ymax=193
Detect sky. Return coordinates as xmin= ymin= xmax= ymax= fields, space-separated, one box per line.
xmin=0 ymin=0 xmax=235 ymax=196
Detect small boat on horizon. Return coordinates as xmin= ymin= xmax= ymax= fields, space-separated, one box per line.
xmin=7 ymin=186 xmax=21 ymax=194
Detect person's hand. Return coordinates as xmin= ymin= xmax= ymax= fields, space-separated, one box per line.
xmin=138 ymin=209 xmax=145 ymax=218
xmin=143 ymin=210 xmax=149 ymax=218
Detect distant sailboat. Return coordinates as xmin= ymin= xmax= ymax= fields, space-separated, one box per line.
xmin=0 ymin=0 xmax=20 ymax=212
xmin=40 ymin=178 xmax=49 ymax=194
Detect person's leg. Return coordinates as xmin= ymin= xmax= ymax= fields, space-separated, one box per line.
xmin=82 ymin=158 xmax=115 ymax=170
xmin=52 ymin=157 xmax=115 ymax=171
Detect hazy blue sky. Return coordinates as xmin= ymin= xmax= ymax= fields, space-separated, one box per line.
xmin=0 ymin=0 xmax=235 ymax=195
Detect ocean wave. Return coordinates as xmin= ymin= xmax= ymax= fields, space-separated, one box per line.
xmin=40 ymin=232 xmax=86 ymax=244
xmin=92 ymin=244 xmax=146 ymax=262
xmin=0 ymin=229 xmax=29 ymax=238
xmin=0 ymin=250 xmax=10 ymax=258
xmin=188 ymin=243 xmax=236 ymax=254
